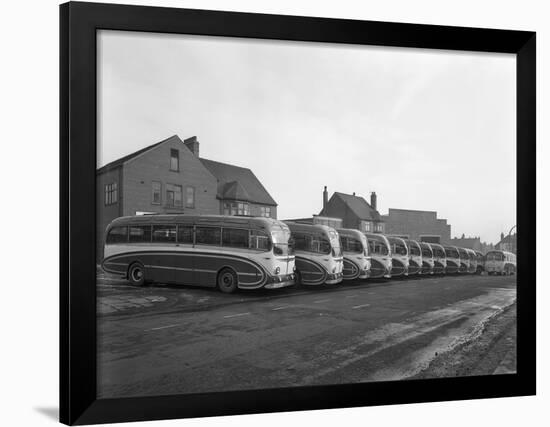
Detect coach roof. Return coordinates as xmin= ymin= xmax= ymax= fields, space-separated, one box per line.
xmin=107 ymin=214 xmax=284 ymax=230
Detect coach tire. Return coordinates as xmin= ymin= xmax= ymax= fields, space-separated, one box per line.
xmin=128 ymin=262 xmax=146 ymax=286
xmin=217 ymin=268 xmax=238 ymax=294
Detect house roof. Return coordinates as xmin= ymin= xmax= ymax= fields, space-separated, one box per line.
xmin=324 ymin=192 xmax=381 ymax=221
xmin=200 ymin=158 xmax=277 ymax=206
xmin=220 ymin=181 xmax=251 ymax=201
xmin=97 ymin=135 xmax=181 ymax=174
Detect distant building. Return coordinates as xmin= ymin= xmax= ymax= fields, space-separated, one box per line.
xmin=495 ymin=232 xmax=517 ymax=254
xmin=381 ymin=208 xmax=451 ymax=244
xmin=96 ymin=134 xmax=277 ymax=258
xmin=451 ymin=235 xmax=483 ymax=251
xmin=450 ymin=235 xmax=494 ymax=253
xmin=318 ymin=187 xmax=384 ymax=233
xmin=285 ymin=215 xmax=343 ymax=229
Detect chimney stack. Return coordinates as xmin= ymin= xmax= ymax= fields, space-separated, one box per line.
xmin=370 ymin=192 xmax=377 ymax=211
xmin=323 ymin=186 xmax=328 ymax=210
xmin=184 ymin=136 xmax=200 ymax=157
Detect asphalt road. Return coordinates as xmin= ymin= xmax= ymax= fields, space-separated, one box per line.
xmin=97 ymin=273 xmax=517 ymax=399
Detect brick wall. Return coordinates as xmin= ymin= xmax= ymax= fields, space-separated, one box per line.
xmin=321 ymin=196 xmax=361 ymax=229
xmin=383 ymin=209 xmax=451 ymax=244
xmin=96 ymin=167 xmax=122 ymax=260
xmin=122 ymin=140 xmax=219 ymax=217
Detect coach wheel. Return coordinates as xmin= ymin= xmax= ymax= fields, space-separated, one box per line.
xmin=217 ymin=268 xmax=238 ymax=294
xmin=128 ymin=262 xmax=146 ymax=286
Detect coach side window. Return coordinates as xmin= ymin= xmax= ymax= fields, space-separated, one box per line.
xmin=177 ymin=226 xmax=194 ymax=244
xmin=106 ymin=226 xmax=128 ymax=244
xmin=129 ymin=225 xmax=151 ymax=243
xmin=152 ymin=225 xmax=177 ymax=243
xmin=222 ymin=228 xmax=249 ymax=249
xmin=293 ymin=233 xmax=310 ymax=252
xmin=195 ymin=227 xmax=221 ymax=245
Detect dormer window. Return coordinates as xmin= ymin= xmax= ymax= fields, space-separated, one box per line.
xmin=170 ymin=149 xmax=179 ymax=171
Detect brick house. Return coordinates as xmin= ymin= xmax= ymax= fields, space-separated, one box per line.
xmin=381 ymin=208 xmax=451 ymax=244
xmin=495 ymin=232 xmax=516 ymax=254
xmin=96 ymin=134 xmax=277 ymax=258
xmin=318 ymin=187 xmax=385 ymax=233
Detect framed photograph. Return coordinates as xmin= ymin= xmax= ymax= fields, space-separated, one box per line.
xmin=60 ymin=1 xmax=536 ymax=425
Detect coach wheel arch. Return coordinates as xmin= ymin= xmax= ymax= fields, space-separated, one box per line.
xmin=217 ymin=267 xmax=239 ymax=294
xmin=127 ymin=262 xmax=146 ymax=287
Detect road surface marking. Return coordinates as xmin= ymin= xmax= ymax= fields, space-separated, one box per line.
xmin=352 ymin=304 xmax=370 ymax=309
xmin=313 ymin=299 xmax=330 ymax=304
xmin=149 ymin=324 xmax=180 ymax=331
xmin=272 ymin=305 xmax=293 ymax=311
xmin=346 ymin=294 xmax=359 ymax=298
xmin=223 ymin=312 xmax=250 ymax=318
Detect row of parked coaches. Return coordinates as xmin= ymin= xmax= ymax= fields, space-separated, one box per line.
xmin=101 ymin=215 xmax=517 ymax=293
xmin=285 ymin=222 xmax=517 ymax=287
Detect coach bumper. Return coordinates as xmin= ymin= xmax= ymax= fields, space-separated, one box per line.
xmin=325 ymin=272 xmax=344 ymax=285
xmin=264 ymin=273 xmax=296 ymax=289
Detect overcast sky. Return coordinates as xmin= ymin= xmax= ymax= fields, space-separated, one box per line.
xmin=98 ymin=30 xmax=516 ymax=244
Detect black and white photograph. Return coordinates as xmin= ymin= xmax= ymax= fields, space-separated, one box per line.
xmin=2 ymin=0 xmax=546 ymax=426
xmin=96 ymin=29 xmax=517 ymax=398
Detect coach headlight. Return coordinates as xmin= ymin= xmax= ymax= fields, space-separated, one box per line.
xmin=274 ymin=266 xmax=280 ymax=275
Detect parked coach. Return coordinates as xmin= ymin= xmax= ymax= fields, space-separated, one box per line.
xmin=102 ymin=214 xmax=296 ymax=293
xmin=388 ymin=236 xmax=409 ymax=277
xmin=419 ymin=242 xmax=435 ymax=275
xmin=365 ymin=232 xmax=392 ymax=279
xmin=429 ymin=243 xmax=447 ymax=275
xmin=444 ymin=245 xmax=461 ymax=274
xmin=457 ymin=247 xmax=470 ymax=273
xmin=485 ymin=250 xmax=516 ymax=275
xmin=285 ymin=222 xmax=344 ymax=285
xmin=338 ymin=228 xmax=371 ymax=280
xmin=475 ymin=251 xmax=485 ymax=274
xmin=466 ymin=248 xmax=477 ymax=274
xmin=405 ymin=239 xmax=422 ymax=275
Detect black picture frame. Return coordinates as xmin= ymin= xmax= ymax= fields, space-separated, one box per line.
xmin=60 ymin=1 xmax=536 ymax=425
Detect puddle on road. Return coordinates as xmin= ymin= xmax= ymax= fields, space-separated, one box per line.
xmin=300 ymin=287 xmax=516 ymax=384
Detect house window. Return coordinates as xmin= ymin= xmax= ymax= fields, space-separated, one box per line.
xmin=223 ymin=201 xmax=249 ymax=216
xmin=170 ymin=149 xmax=179 ymax=171
xmin=362 ymin=221 xmax=371 ymax=232
xmin=238 ymin=202 xmax=249 ymax=216
xmin=260 ymin=206 xmax=272 ymax=217
xmin=104 ymin=183 xmax=118 ymax=205
xmin=151 ymin=181 xmax=161 ymax=205
xmin=166 ymin=184 xmax=183 ymax=207
xmin=186 ymin=186 xmax=195 ymax=208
